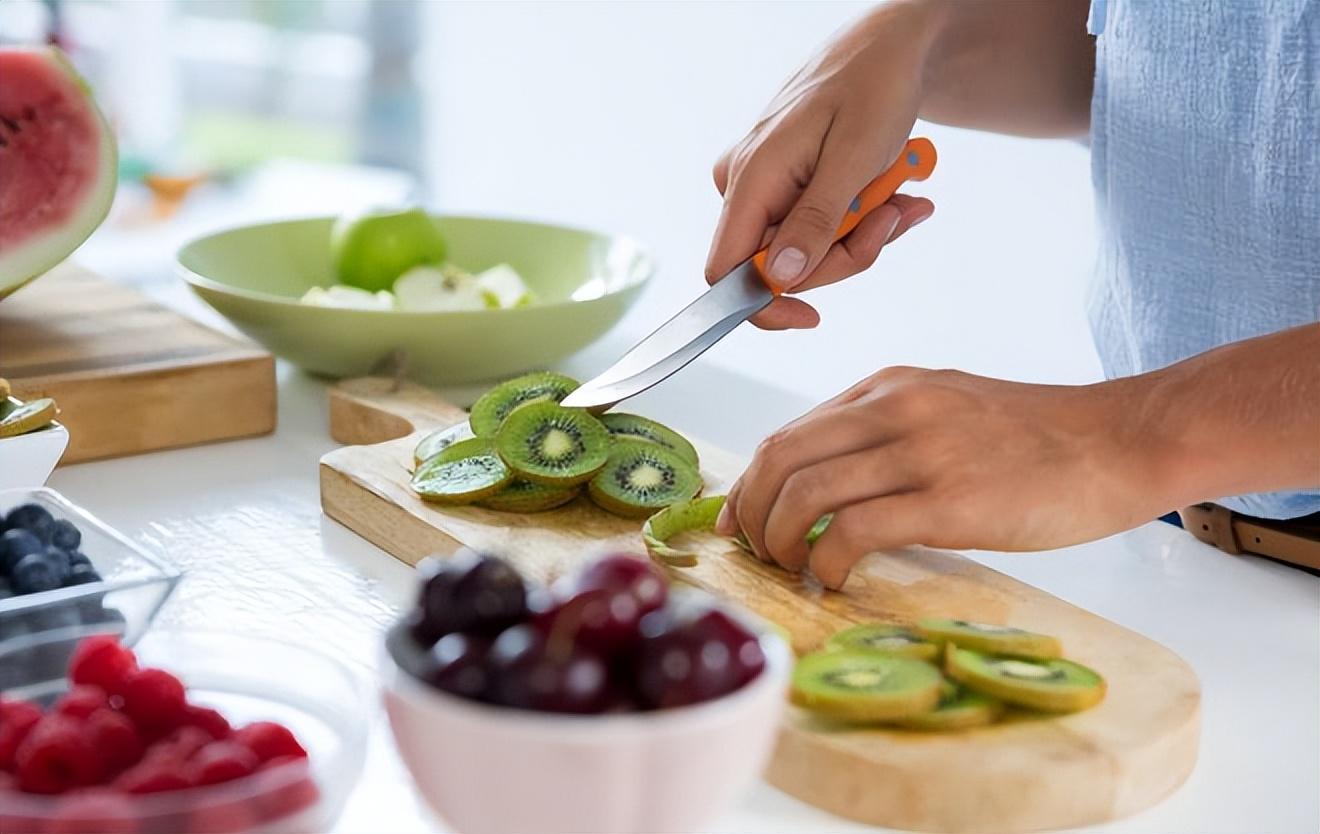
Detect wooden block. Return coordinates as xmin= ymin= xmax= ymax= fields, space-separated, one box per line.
xmin=319 ymin=377 xmax=1201 ymax=833
xmin=0 ymin=264 xmax=275 ymax=463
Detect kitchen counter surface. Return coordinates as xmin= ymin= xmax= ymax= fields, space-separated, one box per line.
xmin=39 ymin=282 xmax=1319 ymax=834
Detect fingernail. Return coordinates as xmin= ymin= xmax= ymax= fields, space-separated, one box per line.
xmin=768 ymin=247 xmax=806 ymax=288
xmin=910 ymin=208 xmax=933 ymax=228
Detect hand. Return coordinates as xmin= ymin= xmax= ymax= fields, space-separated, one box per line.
xmin=715 ymin=367 xmax=1170 ymax=588
xmin=705 ymin=2 xmax=946 ymax=330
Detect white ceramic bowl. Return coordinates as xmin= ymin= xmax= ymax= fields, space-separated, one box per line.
xmin=381 ymin=605 xmax=791 ymax=834
xmin=0 ymin=400 xmax=68 ymax=491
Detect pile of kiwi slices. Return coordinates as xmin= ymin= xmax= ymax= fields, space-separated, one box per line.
xmin=409 ymin=371 xmax=703 ymax=518
xmin=791 ymin=618 xmax=1105 ymax=731
xmin=0 ymin=379 xmax=60 ymax=439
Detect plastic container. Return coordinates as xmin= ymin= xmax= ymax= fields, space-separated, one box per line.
xmin=0 ymin=400 xmax=68 ymax=491
xmin=0 ymin=629 xmax=369 ymax=833
xmin=381 ymin=592 xmax=792 ymax=834
xmin=0 ymin=487 xmax=180 ymax=691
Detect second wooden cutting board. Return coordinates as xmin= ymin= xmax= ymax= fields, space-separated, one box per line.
xmin=320 ymin=377 xmax=1200 ymax=834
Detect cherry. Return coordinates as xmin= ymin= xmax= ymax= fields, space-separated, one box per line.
xmin=571 ymin=554 xmax=667 ymax=616
xmin=533 ymin=586 xmax=643 ymax=657
xmin=486 ymin=625 xmax=613 ymax=714
xmin=417 ymin=633 xmax=493 ymax=701
xmin=633 ymin=608 xmax=765 ymax=709
xmin=412 ymin=551 xmax=527 ymax=645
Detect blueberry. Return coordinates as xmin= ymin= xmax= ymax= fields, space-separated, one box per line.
xmin=42 ymin=547 xmax=72 ymax=584
xmin=48 ymin=519 xmax=81 ymax=551
xmin=0 ymin=577 xmax=12 ymax=600
xmin=1 ymin=529 xmax=44 ymax=575
xmin=67 ymin=550 xmax=92 ymax=569
xmin=63 ymin=564 xmax=101 ymax=587
xmin=3 ymin=504 xmax=54 ymax=543
xmin=11 ymin=553 xmax=62 ymax=594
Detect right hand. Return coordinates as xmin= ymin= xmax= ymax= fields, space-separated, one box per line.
xmin=705 ymin=1 xmax=944 ymax=330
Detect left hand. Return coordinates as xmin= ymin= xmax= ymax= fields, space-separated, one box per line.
xmin=715 ymin=366 xmax=1170 ymax=588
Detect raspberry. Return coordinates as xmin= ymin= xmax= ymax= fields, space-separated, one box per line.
xmin=52 ymin=686 xmax=109 ymax=720
xmin=181 ymin=705 xmax=232 ymax=740
xmin=68 ymin=636 xmax=138 ymax=694
xmin=43 ymin=789 xmax=138 ymax=834
xmin=142 ymin=725 xmax=212 ymax=767
xmin=233 ymin=722 xmax=306 ymax=763
xmin=115 ymin=758 xmax=193 ymax=794
xmin=14 ymin=715 xmax=103 ymax=794
xmin=0 ymin=699 xmax=42 ymax=771
xmin=85 ymin=708 xmax=144 ymax=775
xmin=118 ymin=668 xmax=187 ymax=734
xmin=188 ymin=741 xmax=258 ymax=786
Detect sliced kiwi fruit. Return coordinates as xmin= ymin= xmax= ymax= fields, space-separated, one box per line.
xmin=642 ymin=495 xmax=726 ymax=567
xmin=945 ymin=646 xmax=1105 ymax=713
xmin=410 ymin=437 xmax=512 ymax=504
xmin=599 ymin=413 xmax=699 ymax=468
xmin=477 ymin=479 xmax=580 ymax=513
xmin=826 ymin=624 xmax=940 ymax=662
xmin=587 ymin=438 xmax=703 ymax=519
xmin=469 ymin=371 xmax=579 ymax=437
xmin=790 ymin=651 xmax=943 ymax=723
xmin=0 ymin=397 xmax=58 ymax=438
xmin=916 ymin=618 xmax=1062 ymax=660
xmin=896 ymin=680 xmax=1005 ymax=731
xmin=414 ymin=422 xmax=477 ymax=465
xmin=493 ymin=401 xmax=609 ymax=486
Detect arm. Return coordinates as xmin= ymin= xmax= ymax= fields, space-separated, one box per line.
xmin=705 ymin=0 xmax=1096 ymax=329
xmin=716 ymin=323 xmax=1320 ymax=589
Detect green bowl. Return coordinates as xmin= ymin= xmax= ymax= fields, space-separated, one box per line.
xmin=177 ymin=216 xmax=652 ymax=384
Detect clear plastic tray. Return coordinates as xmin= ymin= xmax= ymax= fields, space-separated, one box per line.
xmin=0 ymin=487 xmax=181 ymax=691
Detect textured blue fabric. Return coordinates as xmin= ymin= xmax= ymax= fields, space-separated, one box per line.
xmin=1088 ymin=0 xmax=1320 ymax=519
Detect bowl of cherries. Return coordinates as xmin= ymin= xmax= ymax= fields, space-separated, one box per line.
xmin=381 ymin=550 xmax=791 ymax=834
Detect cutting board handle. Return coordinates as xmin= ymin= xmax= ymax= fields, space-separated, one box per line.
xmin=328 ymin=377 xmax=467 ymax=447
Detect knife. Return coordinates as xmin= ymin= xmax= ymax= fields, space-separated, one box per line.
xmin=560 ymin=137 xmax=937 ymax=411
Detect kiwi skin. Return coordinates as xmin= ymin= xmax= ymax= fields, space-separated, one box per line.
xmin=494 ymin=401 xmax=610 ymax=487
xmin=410 ymin=437 xmax=512 ymax=505
xmin=599 ymin=413 xmax=700 ymax=468
xmin=587 ymin=439 xmax=703 ymax=519
xmin=790 ymin=651 xmax=944 ymax=723
xmin=945 ymin=646 xmax=1105 ymax=713
xmin=916 ymin=618 xmax=1062 ymax=660
xmin=414 ymin=422 xmax=477 ymax=466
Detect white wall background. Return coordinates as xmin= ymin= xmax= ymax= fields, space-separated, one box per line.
xmin=419 ymin=0 xmax=1103 ymax=406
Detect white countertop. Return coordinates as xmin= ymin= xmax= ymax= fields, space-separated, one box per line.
xmin=37 ymin=277 xmax=1319 ymax=834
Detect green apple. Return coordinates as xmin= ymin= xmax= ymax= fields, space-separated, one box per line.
xmin=330 ymin=207 xmax=448 ymax=292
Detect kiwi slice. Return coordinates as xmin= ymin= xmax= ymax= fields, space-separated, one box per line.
xmin=826 ymin=624 xmax=940 ymax=662
xmin=896 ymin=680 xmax=1005 ymax=731
xmin=410 ymin=437 xmax=512 ymax=504
xmin=790 ymin=651 xmax=943 ymax=723
xmin=587 ymin=438 xmax=703 ymax=519
xmin=493 ymin=401 xmax=609 ymax=486
xmin=469 ymin=371 xmax=579 ymax=437
xmin=414 ymin=422 xmax=477 ymax=465
xmin=916 ymin=618 xmax=1062 ymax=660
xmin=642 ymin=495 xmax=726 ymax=567
xmin=0 ymin=397 xmax=58 ymax=438
xmin=945 ymin=646 xmax=1105 ymax=713
xmin=599 ymin=413 xmax=699 ymax=467
xmin=477 ymin=479 xmax=580 ymax=512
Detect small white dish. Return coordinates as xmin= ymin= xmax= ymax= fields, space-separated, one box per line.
xmin=0 ymin=398 xmax=68 ymax=491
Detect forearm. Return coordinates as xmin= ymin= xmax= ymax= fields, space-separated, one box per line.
xmin=901 ymin=0 xmax=1095 ymax=137
xmin=1130 ymin=324 xmax=1320 ymax=511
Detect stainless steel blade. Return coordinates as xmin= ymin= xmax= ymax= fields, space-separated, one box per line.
xmin=560 ymin=261 xmax=773 ymax=409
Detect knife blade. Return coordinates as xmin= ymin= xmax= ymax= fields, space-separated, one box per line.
xmin=560 ymin=137 xmax=937 ymax=411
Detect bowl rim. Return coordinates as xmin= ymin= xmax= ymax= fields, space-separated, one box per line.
xmin=0 ymin=626 xmax=371 ymax=816
xmin=381 ymin=606 xmax=792 ymax=737
xmin=175 ymin=213 xmax=656 ymax=315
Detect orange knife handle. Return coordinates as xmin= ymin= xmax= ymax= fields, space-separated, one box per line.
xmin=750 ymin=137 xmax=937 ymax=295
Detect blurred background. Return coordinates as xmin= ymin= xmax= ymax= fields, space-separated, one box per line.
xmin=0 ymin=0 xmax=1101 ymax=401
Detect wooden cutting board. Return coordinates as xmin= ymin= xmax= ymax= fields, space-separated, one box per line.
xmin=0 ymin=264 xmax=276 ymax=463
xmin=320 ymin=377 xmax=1200 ymax=834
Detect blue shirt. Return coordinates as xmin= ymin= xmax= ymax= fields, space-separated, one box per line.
xmin=1087 ymin=0 xmax=1320 ymax=519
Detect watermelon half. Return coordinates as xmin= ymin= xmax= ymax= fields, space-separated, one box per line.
xmin=0 ymin=46 xmax=117 ymax=300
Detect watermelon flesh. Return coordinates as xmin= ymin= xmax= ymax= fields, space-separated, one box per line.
xmin=0 ymin=47 xmax=117 ymax=299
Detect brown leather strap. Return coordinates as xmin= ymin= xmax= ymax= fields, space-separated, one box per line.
xmin=1179 ymin=503 xmax=1320 ymax=571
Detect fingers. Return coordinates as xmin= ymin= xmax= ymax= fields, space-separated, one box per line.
xmin=732 ymin=400 xmax=897 ymax=560
xmin=703 ymin=147 xmax=802 ymax=284
xmin=761 ymin=444 xmax=915 ymax=571
xmin=747 ymin=296 xmax=821 ymax=330
xmin=791 ymin=195 xmax=934 ymax=293
xmin=809 ymin=492 xmax=932 ymax=589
